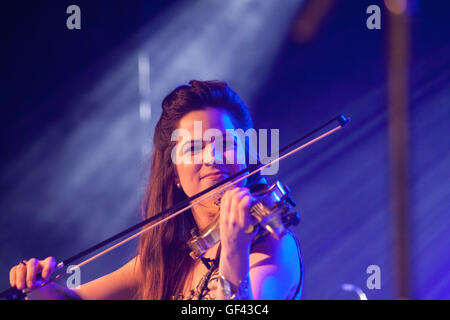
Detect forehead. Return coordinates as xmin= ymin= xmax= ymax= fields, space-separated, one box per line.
xmin=177 ymin=107 xmax=235 ymax=133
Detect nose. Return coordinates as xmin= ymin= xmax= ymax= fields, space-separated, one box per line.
xmin=203 ymin=141 xmax=223 ymax=165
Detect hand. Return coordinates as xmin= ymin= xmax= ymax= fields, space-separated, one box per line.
xmin=9 ymin=257 xmax=57 ymax=291
xmin=9 ymin=257 xmax=81 ymax=299
xmin=218 ymin=187 xmax=256 ymax=290
xmin=219 ymin=187 xmax=255 ymax=255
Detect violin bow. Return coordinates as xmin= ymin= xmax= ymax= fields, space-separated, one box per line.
xmin=0 ymin=114 xmax=349 ymax=299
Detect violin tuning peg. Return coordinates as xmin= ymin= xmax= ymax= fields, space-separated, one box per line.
xmin=289 ymin=212 xmax=301 ymax=226
xmin=190 ymin=228 xmax=199 ymax=238
xmin=286 ymin=196 xmax=297 ymax=207
xmin=283 ymin=212 xmax=300 ymax=227
xmin=245 ymin=223 xmax=257 ymax=235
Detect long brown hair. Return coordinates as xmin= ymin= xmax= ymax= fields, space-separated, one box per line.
xmin=136 ymin=80 xmax=258 ymax=299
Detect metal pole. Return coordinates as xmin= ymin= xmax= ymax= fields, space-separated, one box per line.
xmin=386 ymin=2 xmax=411 ymax=300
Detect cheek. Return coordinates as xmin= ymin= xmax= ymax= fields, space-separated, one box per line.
xmin=223 ymin=145 xmax=247 ymax=171
xmin=223 ymin=148 xmax=248 ymax=187
xmin=176 ymin=164 xmax=201 ymax=195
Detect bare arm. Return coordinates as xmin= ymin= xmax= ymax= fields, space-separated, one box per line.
xmin=74 ymin=256 xmax=140 ymax=300
xmin=249 ymin=232 xmax=301 ymax=299
xmin=217 ymin=186 xmax=302 ymax=300
xmin=10 ymin=256 xmax=140 ymax=300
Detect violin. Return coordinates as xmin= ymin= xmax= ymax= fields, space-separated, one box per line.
xmin=0 ymin=114 xmax=349 ymax=300
xmin=187 ymin=180 xmax=300 ymax=260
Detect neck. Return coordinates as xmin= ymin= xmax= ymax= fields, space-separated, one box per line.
xmin=191 ymin=203 xmax=219 ymax=231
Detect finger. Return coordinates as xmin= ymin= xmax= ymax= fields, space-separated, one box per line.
xmin=26 ymin=258 xmax=40 ymax=288
xmin=237 ymin=189 xmax=251 ymax=212
xmin=9 ymin=266 xmax=16 ymax=287
xmin=232 ymin=188 xmax=249 ymax=204
xmin=229 ymin=190 xmax=249 ymax=227
xmin=226 ymin=187 xmax=242 ymax=200
xmin=41 ymin=257 xmax=56 ymax=281
xmin=220 ymin=188 xmax=242 ymax=230
xmin=15 ymin=263 xmax=27 ymax=290
xmin=223 ymin=188 xmax=241 ymax=214
xmin=220 ymin=189 xmax=235 ymax=218
xmin=238 ymin=195 xmax=253 ymax=228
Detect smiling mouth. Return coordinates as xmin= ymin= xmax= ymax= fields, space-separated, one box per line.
xmin=201 ymin=172 xmax=228 ymax=180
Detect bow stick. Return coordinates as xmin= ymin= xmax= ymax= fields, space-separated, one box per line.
xmin=1 ymin=114 xmax=350 ymax=299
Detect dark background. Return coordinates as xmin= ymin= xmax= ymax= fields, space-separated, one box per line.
xmin=1 ymin=0 xmax=449 ymax=299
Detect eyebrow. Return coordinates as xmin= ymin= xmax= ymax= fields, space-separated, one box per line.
xmin=179 ymin=133 xmax=238 ymax=150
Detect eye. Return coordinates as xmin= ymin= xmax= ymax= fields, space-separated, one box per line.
xmin=183 ymin=142 xmax=203 ymax=155
xmin=223 ymin=137 xmax=238 ymax=150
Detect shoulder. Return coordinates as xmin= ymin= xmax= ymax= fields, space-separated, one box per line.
xmin=251 ymin=231 xmax=300 ymax=264
xmin=249 ymin=231 xmax=302 ymax=299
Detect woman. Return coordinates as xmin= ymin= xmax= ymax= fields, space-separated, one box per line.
xmin=9 ymin=80 xmax=302 ymax=300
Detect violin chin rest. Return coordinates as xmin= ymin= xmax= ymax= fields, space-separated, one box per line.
xmin=247 ymin=175 xmax=269 ymax=193
xmin=245 ymin=173 xmax=269 ymax=193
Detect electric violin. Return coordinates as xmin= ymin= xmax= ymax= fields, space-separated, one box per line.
xmin=187 ymin=179 xmax=299 ymax=260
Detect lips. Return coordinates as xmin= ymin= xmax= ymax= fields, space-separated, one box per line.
xmin=201 ymin=171 xmax=228 ymax=180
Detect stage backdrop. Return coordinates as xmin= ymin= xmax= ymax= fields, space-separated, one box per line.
xmin=1 ymin=0 xmax=449 ymax=299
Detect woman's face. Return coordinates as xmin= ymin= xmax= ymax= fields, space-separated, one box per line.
xmin=174 ymin=107 xmax=247 ymax=202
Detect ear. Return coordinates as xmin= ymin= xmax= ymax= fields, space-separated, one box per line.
xmin=173 ymin=169 xmax=181 ymax=187
xmin=173 ymin=170 xmax=180 ymax=184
